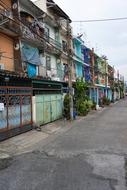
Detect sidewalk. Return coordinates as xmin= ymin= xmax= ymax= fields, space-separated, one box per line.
xmin=0 ymin=119 xmax=72 ymax=157
xmin=0 ymin=108 xmax=106 ymax=158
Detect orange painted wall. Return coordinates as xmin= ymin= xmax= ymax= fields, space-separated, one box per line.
xmin=3 ymin=0 xmax=11 ymax=7
xmin=0 ymin=0 xmax=11 ymax=9
xmin=0 ymin=33 xmax=14 ymax=71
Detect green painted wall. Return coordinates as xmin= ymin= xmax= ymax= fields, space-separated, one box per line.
xmin=35 ymin=94 xmax=63 ymax=125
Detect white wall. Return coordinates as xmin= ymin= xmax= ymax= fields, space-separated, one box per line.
xmin=32 ymin=96 xmax=36 ymax=124
xmin=39 ymin=53 xmax=46 ymax=77
xmin=50 ymin=55 xmax=57 ymax=79
xmin=45 ymin=24 xmax=55 ymax=40
xmin=38 ymin=53 xmax=57 ymax=78
xmin=34 ymin=0 xmax=47 ymax=12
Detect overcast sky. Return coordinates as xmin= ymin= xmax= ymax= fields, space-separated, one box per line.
xmin=54 ymin=0 xmax=127 ymax=80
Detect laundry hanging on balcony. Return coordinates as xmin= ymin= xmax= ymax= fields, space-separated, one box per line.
xmin=21 ymin=43 xmax=41 ymax=77
xmin=21 ymin=43 xmax=41 ymax=65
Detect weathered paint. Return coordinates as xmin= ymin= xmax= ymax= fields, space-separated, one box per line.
xmin=73 ymin=37 xmax=83 ymax=79
xmin=99 ymin=88 xmax=105 ymax=99
xmin=82 ymin=46 xmax=91 ymax=82
xmin=22 ymin=104 xmax=31 ymax=126
xmin=33 ymin=94 xmax=63 ymax=125
xmin=56 ymin=95 xmax=63 ymax=119
xmin=43 ymin=95 xmax=51 ymax=124
xmin=107 ymin=89 xmax=112 ymax=101
xmin=34 ymin=0 xmax=47 ymax=13
xmin=0 ymin=33 xmax=14 ymax=71
xmin=0 ymin=92 xmax=32 ymax=131
xmin=51 ymin=95 xmax=57 ymax=121
xmin=0 ymin=0 xmax=11 ymax=9
xmin=75 ymin=62 xmax=83 ymax=78
xmin=0 ymin=108 xmax=7 ymax=129
xmin=8 ymin=105 xmax=20 ymax=129
xmin=90 ymin=88 xmax=98 ymax=103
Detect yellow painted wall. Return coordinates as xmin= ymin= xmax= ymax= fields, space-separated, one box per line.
xmin=0 ymin=33 xmax=14 ymax=71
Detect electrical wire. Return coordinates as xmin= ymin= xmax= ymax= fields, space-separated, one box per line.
xmin=0 ymin=1 xmax=121 ymax=80
xmin=72 ymin=17 xmax=127 ymax=23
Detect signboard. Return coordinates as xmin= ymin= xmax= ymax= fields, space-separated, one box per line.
xmin=0 ymin=103 xmax=4 ymax=111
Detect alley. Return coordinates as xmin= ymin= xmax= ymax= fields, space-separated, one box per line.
xmin=0 ymin=98 xmax=127 ymax=190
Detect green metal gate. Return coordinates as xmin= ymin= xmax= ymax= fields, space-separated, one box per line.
xmin=35 ymin=94 xmax=63 ymax=125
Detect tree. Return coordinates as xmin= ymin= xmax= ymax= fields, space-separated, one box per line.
xmin=74 ymin=78 xmax=88 ymax=101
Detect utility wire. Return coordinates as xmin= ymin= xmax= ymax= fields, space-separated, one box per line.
xmin=72 ymin=17 xmax=127 ymax=23
xmin=0 ymin=1 xmax=120 ymax=79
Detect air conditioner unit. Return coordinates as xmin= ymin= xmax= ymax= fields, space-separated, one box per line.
xmin=0 ymin=64 xmax=4 ymax=70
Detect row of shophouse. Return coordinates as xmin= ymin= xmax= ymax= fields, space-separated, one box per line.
xmin=0 ymin=0 xmax=124 ymax=140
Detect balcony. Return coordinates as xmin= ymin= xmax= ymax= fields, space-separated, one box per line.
xmin=44 ymin=14 xmax=60 ymax=29
xmin=21 ymin=24 xmax=45 ymax=49
xmin=37 ymin=65 xmax=64 ymax=82
xmin=44 ymin=35 xmax=62 ymax=50
xmin=0 ymin=8 xmax=20 ymax=37
xmin=20 ymin=17 xmax=45 ymax=49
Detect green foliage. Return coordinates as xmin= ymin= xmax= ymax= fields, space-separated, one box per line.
xmin=88 ymin=99 xmax=93 ymax=109
xmin=91 ymin=101 xmax=96 ymax=110
xmin=119 ymin=82 xmax=125 ymax=98
xmin=75 ymin=78 xmax=88 ymax=101
xmin=74 ymin=78 xmax=91 ymax=116
xmin=102 ymin=96 xmax=111 ymax=106
xmin=76 ymin=100 xmax=88 ymax=116
xmin=76 ymin=99 xmax=93 ymax=116
xmin=63 ymin=94 xmax=70 ymax=120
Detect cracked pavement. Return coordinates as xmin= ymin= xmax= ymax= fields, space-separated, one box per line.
xmin=0 ymin=98 xmax=127 ymax=190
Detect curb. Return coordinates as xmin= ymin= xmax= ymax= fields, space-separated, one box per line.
xmin=0 ymin=152 xmax=10 ymax=160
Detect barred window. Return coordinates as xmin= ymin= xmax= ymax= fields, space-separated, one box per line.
xmin=62 ymin=40 xmax=67 ymax=52
xmin=46 ymin=56 xmax=51 ymax=70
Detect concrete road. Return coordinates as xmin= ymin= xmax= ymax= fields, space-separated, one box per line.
xmin=0 ymin=98 xmax=127 ymax=190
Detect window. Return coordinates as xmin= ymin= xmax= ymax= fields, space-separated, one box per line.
xmin=46 ymin=56 xmax=51 ymax=70
xmin=55 ymin=29 xmax=59 ymax=41
xmin=62 ymin=40 xmax=67 ymax=52
xmin=45 ymin=27 xmax=50 ymax=41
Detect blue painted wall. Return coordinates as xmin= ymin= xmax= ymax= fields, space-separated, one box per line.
xmin=73 ymin=38 xmax=82 ymax=58
xmin=107 ymin=89 xmax=112 ymax=101
xmin=75 ymin=62 xmax=83 ymax=78
xmin=83 ymin=65 xmax=90 ymax=82
xmin=82 ymin=46 xmax=91 ymax=82
xmin=73 ymin=37 xmax=83 ymax=78
xmin=82 ymin=46 xmax=90 ymax=64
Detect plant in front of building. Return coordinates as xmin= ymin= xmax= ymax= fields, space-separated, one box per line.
xmin=74 ymin=78 xmax=93 ymax=116
xmin=76 ymin=99 xmax=93 ymax=116
xmin=91 ymin=101 xmax=96 ymax=110
xmin=75 ymin=78 xmax=88 ymax=99
xmin=102 ymin=96 xmax=111 ymax=106
xmin=119 ymin=81 xmax=124 ymax=98
xmin=63 ymin=93 xmax=71 ymax=120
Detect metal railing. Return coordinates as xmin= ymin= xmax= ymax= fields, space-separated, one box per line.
xmin=44 ymin=35 xmax=62 ymax=50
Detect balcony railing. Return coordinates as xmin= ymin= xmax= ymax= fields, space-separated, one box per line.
xmin=22 ymin=24 xmax=44 ymax=45
xmin=0 ymin=8 xmax=12 ymax=19
xmin=0 ymin=8 xmax=20 ymax=36
xmin=20 ymin=18 xmax=45 ymax=47
xmin=38 ymin=65 xmax=64 ymax=82
xmin=44 ymin=35 xmax=62 ymax=50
